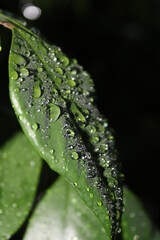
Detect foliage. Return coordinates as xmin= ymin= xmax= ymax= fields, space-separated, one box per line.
xmin=0 ymin=10 xmax=159 ymax=240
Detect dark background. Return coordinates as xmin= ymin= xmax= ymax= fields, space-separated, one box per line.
xmin=0 ymin=0 xmax=160 ymax=233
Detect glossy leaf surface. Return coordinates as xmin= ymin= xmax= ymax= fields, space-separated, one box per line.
xmin=0 ymin=132 xmax=42 ymax=239
xmin=0 ymin=11 xmax=123 ymax=239
xmin=24 ymin=177 xmax=107 ymax=240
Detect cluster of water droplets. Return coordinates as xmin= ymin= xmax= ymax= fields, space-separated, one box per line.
xmin=9 ymin=27 xmax=123 ymax=238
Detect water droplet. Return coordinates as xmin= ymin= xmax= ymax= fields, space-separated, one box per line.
xmin=67 ymin=79 xmax=76 ymax=88
xmin=57 ymin=54 xmax=69 ymax=67
xmin=71 ymin=151 xmax=79 ymax=160
xmin=33 ymin=82 xmax=41 ymax=99
xmin=16 ymin=211 xmax=22 ymax=217
xmin=12 ymin=203 xmax=17 ymax=208
xmin=72 ymin=59 xmax=78 ymax=64
xmin=54 ymin=77 xmax=62 ymax=85
xmin=37 ymin=67 xmax=43 ymax=73
xmin=52 ymin=87 xmax=57 ymax=94
xmin=97 ymin=201 xmax=102 ymax=206
xmin=30 ymin=160 xmax=36 ymax=167
xmin=133 ymin=235 xmax=139 ymax=240
xmin=108 ymin=135 xmax=114 ymax=140
xmin=31 ymin=36 xmax=36 ymax=41
xmin=50 ymin=149 xmax=55 ymax=155
xmin=90 ymin=193 xmax=93 ymax=198
xmin=74 ymin=182 xmax=78 ymax=186
xmin=25 ymin=50 xmax=30 ymax=57
xmin=50 ymin=104 xmax=61 ymax=122
xmin=32 ymin=123 xmax=38 ymax=131
xmin=86 ymin=187 xmax=90 ymax=192
xmin=12 ymin=53 xmax=26 ymax=66
xmin=71 ymin=103 xmax=86 ymax=126
xmin=100 ymin=143 xmax=108 ymax=151
xmin=11 ymin=70 xmax=18 ymax=81
xmin=129 ymin=212 xmax=136 ymax=218
xmin=106 ymin=214 xmax=109 ymax=220
xmin=18 ymin=114 xmax=23 ymax=121
xmin=67 ymin=129 xmax=75 ymax=138
xmin=91 ymin=136 xmax=99 ymax=144
xmin=55 ymin=67 xmax=63 ymax=75
xmin=20 ymin=67 xmax=29 ymax=78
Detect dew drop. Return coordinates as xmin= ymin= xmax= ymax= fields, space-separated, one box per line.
xmin=37 ymin=67 xmax=43 ymax=73
xmin=32 ymin=123 xmax=38 ymax=131
xmin=129 ymin=212 xmax=136 ymax=218
xmin=30 ymin=160 xmax=36 ymax=167
xmin=74 ymin=182 xmax=78 ymax=186
xmin=33 ymin=82 xmax=41 ymax=99
xmin=86 ymin=187 xmax=90 ymax=192
xmin=57 ymin=54 xmax=69 ymax=67
xmin=12 ymin=203 xmax=17 ymax=208
xmin=108 ymin=135 xmax=114 ymax=140
xmin=100 ymin=143 xmax=108 ymax=151
xmin=12 ymin=53 xmax=26 ymax=66
xmin=90 ymin=193 xmax=93 ymax=198
xmin=20 ymin=67 xmax=29 ymax=78
xmin=133 ymin=235 xmax=139 ymax=240
xmin=97 ymin=201 xmax=102 ymax=207
xmin=25 ymin=50 xmax=30 ymax=57
xmin=91 ymin=136 xmax=99 ymax=144
xmin=11 ymin=70 xmax=18 ymax=81
xmin=50 ymin=149 xmax=55 ymax=155
xmin=50 ymin=104 xmax=61 ymax=122
xmin=67 ymin=129 xmax=75 ymax=138
xmin=71 ymin=103 xmax=86 ymax=125
xmin=106 ymin=214 xmax=109 ymax=220
xmin=54 ymin=77 xmax=62 ymax=85
xmin=67 ymin=79 xmax=76 ymax=88
xmin=71 ymin=151 xmax=79 ymax=160
xmin=55 ymin=67 xmax=63 ymax=75
xmin=18 ymin=114 xmax=23 ymax=121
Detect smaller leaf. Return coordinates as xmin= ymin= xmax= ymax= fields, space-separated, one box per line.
xmin=24 ymin=177 xmax=107 ymax=240
xmin=0 ymin=132 xmax=42 ymax=239
xmin=122 ymin=187 xmax=160 ymax=240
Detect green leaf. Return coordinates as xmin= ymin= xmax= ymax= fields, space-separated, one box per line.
xmin=122 ymin=188 xmax=160 ymax=240
xmin=24 ymin=177 xmax=107 ymax=240
xmin=0 ymin=11 xmax=123 ymax=239
xmin=0 ymin=132 xmax=42 ymax=239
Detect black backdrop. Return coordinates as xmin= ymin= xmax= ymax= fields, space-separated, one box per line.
xmin=0 ymin=0 xmax=160 ymax=231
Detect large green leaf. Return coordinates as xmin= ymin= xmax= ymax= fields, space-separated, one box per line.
xmin=24 ymin=181 xmax=160 ymax=240
xmin=122 ymin=188 xmax=160 ymax=240
xmin=0 ymin=11 xmax=123 ymax=239
xmin=0 ymin=132 xmax=42 ymax=239
xmin=24 ymin=177 xmax=107 ymax=240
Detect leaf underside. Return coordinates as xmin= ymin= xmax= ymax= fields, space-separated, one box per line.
xmin=0 ymin=11 xmax=123 ymax=239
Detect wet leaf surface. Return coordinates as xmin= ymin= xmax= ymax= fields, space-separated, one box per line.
xmin=0 ymin=11 xmax=123 ymax=239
